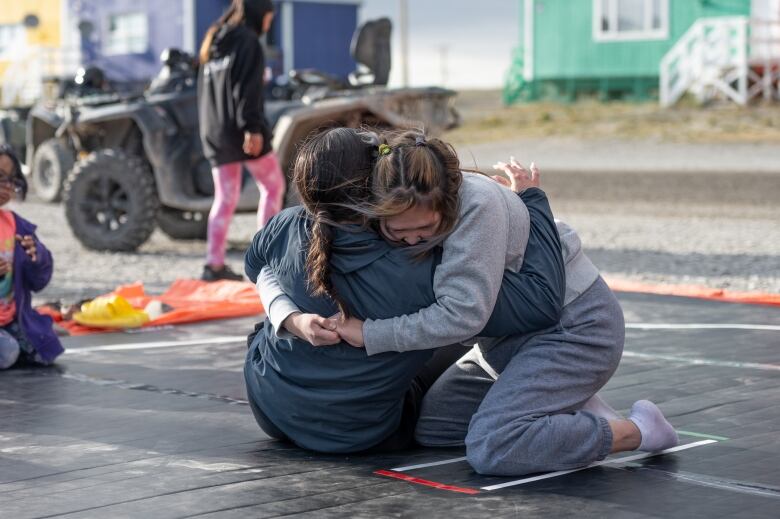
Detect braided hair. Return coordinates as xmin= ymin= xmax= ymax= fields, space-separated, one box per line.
xmin=292 ymin=127 xmax=377 ymax=318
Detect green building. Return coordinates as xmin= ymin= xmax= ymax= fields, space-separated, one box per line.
xmin=504 ymin=0 xmax=779 ymax=105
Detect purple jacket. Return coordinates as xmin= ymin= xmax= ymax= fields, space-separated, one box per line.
xmin=10 ymin=212 xmax=63 ymax=363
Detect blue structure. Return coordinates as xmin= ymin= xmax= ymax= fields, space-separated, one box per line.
xmin=68 ymin=0 xmax=360 ymax=84
xmin=285 ymin=0 xmax=358 ymax=78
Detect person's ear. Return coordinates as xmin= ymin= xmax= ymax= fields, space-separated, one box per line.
xmin=262 ymin=12 xmax=274 ymax=34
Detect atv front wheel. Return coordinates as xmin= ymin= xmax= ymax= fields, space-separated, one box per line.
xmin=63 ymin=149 xmax=159 ymax=251
xmin=157 ymin=207 xmax=208 ymax=240
xmin=31 ymin=138 xmax=75 ymax=202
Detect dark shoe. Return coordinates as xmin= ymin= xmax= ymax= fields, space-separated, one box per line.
xmin=201 ymin=264 xmax=244 ymax=282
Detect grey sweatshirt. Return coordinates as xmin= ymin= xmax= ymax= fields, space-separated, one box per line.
xmin=260 ymin=173 xmax=600 ymax=354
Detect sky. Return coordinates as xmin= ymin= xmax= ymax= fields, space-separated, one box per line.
xmin=358 ymin=0 xmax=519 ymax=89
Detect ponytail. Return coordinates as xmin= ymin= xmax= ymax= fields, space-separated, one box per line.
xmin=199 ymin=0 xmax=244 ymax=63
xmin=199 ymin=26 xmax=219 ymax=64
xmin=199 ymin=0 xmax=274 ymax=63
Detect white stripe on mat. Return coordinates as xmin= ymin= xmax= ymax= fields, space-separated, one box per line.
xmin=626 ymin=323 xmax=780 ymax=332
xmin=480 ymin=440 xmax=718 ymax=491
xmin=621 ymin=351 xmax=780 ymax=371
xmin=65 ymin=336 xmax=247 ymax=354
xmin=391 ymin=457 xmax=469 ymax=472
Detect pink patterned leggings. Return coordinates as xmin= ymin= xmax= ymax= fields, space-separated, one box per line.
xmin=207 ymin=152 xmax=285 ymax=266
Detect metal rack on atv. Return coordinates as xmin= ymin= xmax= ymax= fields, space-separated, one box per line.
xmin=26 ymin=18 xmax=459 ymax=252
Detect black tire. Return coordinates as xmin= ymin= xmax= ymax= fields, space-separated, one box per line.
xmin=31 ymin=138 xmax=75 ymax=202
xmin=63 ymin=149 xmax=159 ymax=251
xmin=157 ymin=207 xmax=208 ymax=240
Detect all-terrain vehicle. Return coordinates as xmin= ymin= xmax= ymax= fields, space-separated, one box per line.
xmin=31 ymin=18 xmax=458 ymax=252
xmin=24 ymin=66 xmax=142 ymax=203
xmin=0 ymin=67 xmax=121 ymax=193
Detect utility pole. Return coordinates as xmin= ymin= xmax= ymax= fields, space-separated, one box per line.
xmin=439 ymin=45 xmax=449 ymax=87
xmin=399 ymin=0 xmax=409 ymax=87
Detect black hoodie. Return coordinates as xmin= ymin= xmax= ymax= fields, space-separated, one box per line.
xmin=198 ymin=4 xmax=273 ymax=166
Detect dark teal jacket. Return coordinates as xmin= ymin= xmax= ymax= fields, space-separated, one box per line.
xmin=243 ymin=188 xmax=564 ymax=453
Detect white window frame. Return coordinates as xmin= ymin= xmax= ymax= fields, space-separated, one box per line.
xmin=104 ymin=12 xmax=149 ymax=56
xmin=593 ymin=0 xmax=669 ymax=42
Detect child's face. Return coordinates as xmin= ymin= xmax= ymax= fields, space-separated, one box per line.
xmin=0 ymin=155 xmax=16 ymax=207
xmin=380 ymin=204 xmax=442 ymax=246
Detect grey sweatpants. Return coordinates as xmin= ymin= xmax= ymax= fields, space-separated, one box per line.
xmin=414 ymin=277 xmax=625 ymax=476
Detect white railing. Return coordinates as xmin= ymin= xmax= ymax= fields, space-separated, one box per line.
xmin=660 ymin=16 xmax=749 ymax=107
xmin=660 ymin=16 xmax=780 ymax=107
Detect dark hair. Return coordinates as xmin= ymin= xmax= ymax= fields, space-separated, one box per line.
xmin=293 ymin=127 xmax=377 ymax=318
xmin=199 ymin=0 xmax=274 ymax=63
xmin=0 ymin=144 xmax=27 ymax=201
xmin=371 ymin=129 xmax=463 ymax=255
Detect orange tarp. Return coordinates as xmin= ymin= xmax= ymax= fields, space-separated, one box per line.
xmin=47 ymin=276 xmax=779 ymax=337
xmin=56 ymin=279 xmax=264 ymax=336
xmin=605 ymin=276 xmax=780 ymax=307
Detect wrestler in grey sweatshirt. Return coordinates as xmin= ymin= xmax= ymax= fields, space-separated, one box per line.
xmin=260 ymin=173 xmax=600 ymax=355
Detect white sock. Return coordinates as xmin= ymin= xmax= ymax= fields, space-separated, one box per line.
xmin=582 ymin=394 xmax=623 ymax=421
xmin=628 ymin=400 xmax=679 ymax=452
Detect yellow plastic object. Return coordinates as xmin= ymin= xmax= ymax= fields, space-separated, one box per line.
xmin=73 ymin=295 xmax=150 ymax=329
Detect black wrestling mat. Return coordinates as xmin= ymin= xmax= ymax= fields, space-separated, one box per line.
xmin=1 ymin=294 xmax=778 ymax=518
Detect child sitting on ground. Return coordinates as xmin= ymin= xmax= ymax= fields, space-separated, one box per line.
xmin=0 ymin=145 xmax=63 ymax=369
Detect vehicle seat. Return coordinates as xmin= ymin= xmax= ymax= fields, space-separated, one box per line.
xmin=286 ymin=17 xmax=393 ymax=90
xmin=349 ymin=17 xmax=392 ymax=87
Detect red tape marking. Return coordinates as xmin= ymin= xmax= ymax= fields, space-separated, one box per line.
xmin=374 ymin=469 xmax=481 ymax=495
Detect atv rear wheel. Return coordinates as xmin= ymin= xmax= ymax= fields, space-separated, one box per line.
xmin=157 ymin=207 xmax=208 ymax=240
xmin=31 ymin=138 xmax=75 ymax=202
xmin=63 ymin=149 xmax=159 ymax=251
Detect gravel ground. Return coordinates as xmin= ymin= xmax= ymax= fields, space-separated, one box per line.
xmin=554 ymin=200 xmax=780 ymax=294
xmin=10 ymin=158 xmax=779 ymax=307
xmin=10 ymin=199 xmax=257 ymax=304
xmin=455 ymin=137 xmax=780 ymax=175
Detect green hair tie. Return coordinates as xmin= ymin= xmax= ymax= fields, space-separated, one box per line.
xmin=378 ymin=144 xmax=391 ymax=156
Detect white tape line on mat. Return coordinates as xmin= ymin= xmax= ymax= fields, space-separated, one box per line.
xmin=480 ymin=440 xmax=718 ymax=491
xmin=622 ymin=351 xmax=780 ymax=371
xmin=65 ymin=336 xmax=247 ymax=354
xmin=392 ymin=457 xmax=469 ymax=472
xmin=626 ymin=323 xmax=780 ymax=332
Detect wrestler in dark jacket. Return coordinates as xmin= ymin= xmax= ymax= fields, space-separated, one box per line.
xmin=243 ymin=187 xmax=565 ymax=453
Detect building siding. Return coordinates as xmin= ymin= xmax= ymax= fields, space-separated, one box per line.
xmin=74 ymin=0 xmax=185 ymax=82
xmin=1 ymin=0 xmax=359 ymax=106
xmin=531 ymin=0 xmax=750 ymax=80
xmin=0 ymin=0 xmax=63 ymax=77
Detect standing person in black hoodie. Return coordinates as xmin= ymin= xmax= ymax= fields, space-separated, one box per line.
xmin=198 ymin=0 xmax=285 ymax=281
